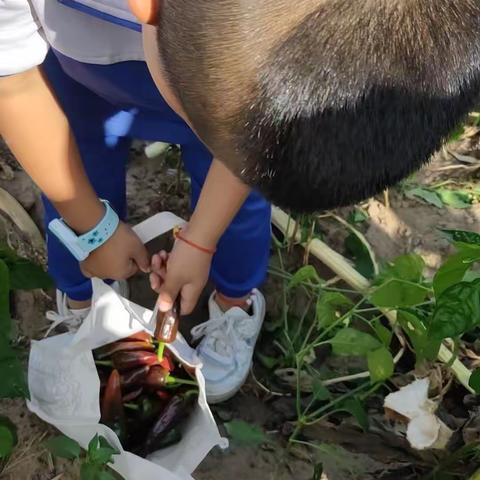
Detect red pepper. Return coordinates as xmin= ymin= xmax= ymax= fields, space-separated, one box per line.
xmin=122 ymin=387 xmax=143 ymax=403
xmin=120 ymin=366 xmax=150 ymax=390
xmin=155 ymin=389 xmax=172 ymax=401
xmin=145 ymin=366 xmax=170 ymax=390
xmin=112 ymin=351 xmax=159 ymax=371
xmin=95 ymin=341 xmax=154 ymax=360
xmin=159 ymin=351 xmax=175 ymax=372
xmin=100 ymin=370 xmax=126 ymax=442
xmin=125 ymin=331 xmax=153 ymax=343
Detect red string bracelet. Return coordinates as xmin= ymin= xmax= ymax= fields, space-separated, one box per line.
xmin=173 ymin=226 xmax=216 ymax=255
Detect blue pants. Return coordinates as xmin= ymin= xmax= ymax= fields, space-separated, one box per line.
xmin=43 ymin=50 xmax=271 ymax=301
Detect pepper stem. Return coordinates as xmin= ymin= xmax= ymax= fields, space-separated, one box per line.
xmin=123 ymin=403 xmax=140 ymax=411
xmin=157 ymin=342 xmax=165 ymax=362
xmin=166 ymin=376 xmax=198 ymax=387
xmin=95 ymin=360 xmax=113 ymax=367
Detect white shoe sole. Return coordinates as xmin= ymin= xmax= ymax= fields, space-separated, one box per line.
xmin=205 ymin=291 xmax=266 ymax=404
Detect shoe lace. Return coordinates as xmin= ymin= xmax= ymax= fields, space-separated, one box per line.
xmin=191 ymin=310 xmax=257 ymax=359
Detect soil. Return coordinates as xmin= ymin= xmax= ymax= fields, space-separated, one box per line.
xmin=0 ymin=133 xmax=479 ymax=480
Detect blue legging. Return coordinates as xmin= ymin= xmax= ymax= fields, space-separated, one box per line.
xmin=42 ymin=50 xmax=271 ymax=301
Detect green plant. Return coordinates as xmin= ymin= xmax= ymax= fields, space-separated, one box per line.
xmin=0 ymin=243 xmax=52 ymax=465
xmin=266 ymin=225 xmax=480 ymax=445
xmin=0 ymin=244 xmax=52 ymax=398
xmin=45 ymin=434 xmax=124 ymax=480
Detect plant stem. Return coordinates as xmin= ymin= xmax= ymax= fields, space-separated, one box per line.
xmin=95 ymin=360 xmax=112 ymax=367
xmin=305 ymin=381 xmax=371 ymax=423
xmin=167 ymin=376 xmax=198 ymax=387
xmin=157 ymin=342 xmax=165 ymax=362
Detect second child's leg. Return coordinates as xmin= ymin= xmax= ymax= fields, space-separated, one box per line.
xmin=181 ymin=138 xmax=271 ymax=403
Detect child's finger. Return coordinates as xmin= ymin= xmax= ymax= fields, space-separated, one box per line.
xmin=151 ymin=253 xmax=161 ymax=273
xmin=149 ymin=272 xmax=164 ymax=293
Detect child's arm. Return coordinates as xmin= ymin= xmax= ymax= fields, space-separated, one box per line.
xmin=153 ymin=159 xmax=252 ymax=314
xmin=0 ymin=67 xmax=149 ymax=278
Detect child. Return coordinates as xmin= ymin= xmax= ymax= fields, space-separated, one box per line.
xmin=1 ymin=0 xmax=479 ymax=403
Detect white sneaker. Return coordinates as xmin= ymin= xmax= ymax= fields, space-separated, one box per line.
xmin=45 ymin=280 xmax=129 ymax=335
xmin=191 ymin=289 xmax=266 ymax=404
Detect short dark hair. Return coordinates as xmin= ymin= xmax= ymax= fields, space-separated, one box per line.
xmin=158 ymin=0 xmax=480 ymax=212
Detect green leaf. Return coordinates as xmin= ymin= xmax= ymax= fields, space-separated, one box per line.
xmin=371 ymin=278 xmax=428 ymax=308
xmin=256 ymin=353 xmax=278 ymax=370
xmin=377 ymin=254 xmax=425 ymax=283
xmin=339 ymin=397 xmax=369 ymax=431
xmin=45 ymin=435 xmax=82 ymax=460
xmin=405 ymin=187 xmax=443 ymax=208
xmin=441 ymin=229 xmax=480 ymax=246
xmin=0 ymin=244 xmax=18 ymax=263
xmin=398 ymin=311 xmax=440 ymax=363
xmin=329 ymin=328 xmax=381 ymax=356
xmin=436 ymin=189 xmax=472 ymax=209
xmin=88 ymin=434 xmax=100 ymax=457
xmin=224 ymin=420 xmax=266 ymax=446
xmin=348 ymin=208 xmax=369 ymax=225
xmin=312 ymin=379 xmax=331 ymax=401
xmin=345 ymin=234 xmax=375 ymax=279
xmin=8 ymin=260 xmax=53 ymax=290
xmin=367 ymin=347 xmax=394 ymax=383
xmin=89 ymin=448 xmax=117 ymax=466
xmin=81 ymin=463 xmax=103 ymax=480
xmin=433 ymin=249 xmax=480 ymax=298
xmin=469 ymin=369 xmax=480 ymax=394
xmin=0 ymin=259 xmax=11 ymax=336
xmin=464 ymin=270 xmax=480 ymax=283
xmin=371 ymin=320 xmax=393 ymax=347
xmin=0 ymin=335 xmax=29 ymax=399
xmin=0 ymin=416 xmax=17 ymax=459
xmin=429 ymin=279 xmax=480 ymax=340
xmin=95 ymin=471 xmax=118 ymax=480
xmin=288 ymin=265 xmax=321 ymax=290
xmin=316 ymin=292 xmax=354 ymax=328
xmin=88 ymin=437 xmax=119 ymax=465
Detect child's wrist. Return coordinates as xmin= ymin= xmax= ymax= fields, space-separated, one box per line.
xmin=56 ymin=198 xmax=106 ymax=234
xmin=174 ymin=225 xmax=217 ymax=254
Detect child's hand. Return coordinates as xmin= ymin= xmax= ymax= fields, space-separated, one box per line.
xmin=80 ymin=222 xmax=150 ymax=280
xmin=149 ymin=240 xmax=212 ymax=315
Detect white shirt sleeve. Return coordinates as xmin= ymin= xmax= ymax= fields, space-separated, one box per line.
xmin=0 ymin=0 xmax=49 ymax=75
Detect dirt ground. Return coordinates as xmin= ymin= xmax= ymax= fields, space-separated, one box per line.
xmin=0 ymin=134 xmax=479 ymax=479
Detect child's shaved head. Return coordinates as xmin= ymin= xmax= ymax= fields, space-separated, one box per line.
xmin=157 ymin=0 xmax=480 ymax=212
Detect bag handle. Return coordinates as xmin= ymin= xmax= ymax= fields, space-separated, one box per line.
xmin=132 ymin=212 xmax=186 ymax=245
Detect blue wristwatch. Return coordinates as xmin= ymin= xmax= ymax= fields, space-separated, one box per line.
xmin=48 ymin=200 xmax=120 ymax=261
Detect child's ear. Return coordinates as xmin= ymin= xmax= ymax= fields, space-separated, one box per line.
xmin=128 ymin=0 xmax=160 ymax=25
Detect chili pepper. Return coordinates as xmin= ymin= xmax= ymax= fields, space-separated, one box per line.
xmin=111 ymin=351 xmax=159 ymax=371
xmin=155 ymin=389 xmax=172 ymax=401
xmin=122 ymin=387 xmax=143 ymax=403
xmin=125 ymin=331 xmax=153 ymax=343
xmin=120 ymin=365 xmax=150 ymax=390
xmin=159 ymin=351 xmax=175 ymax=372
xmin=145 ymin=366 xmax=170 ymax=390
xmin=143 ymin=392 xmax=196 ymax=456
xmin=100 ymin=369 xmax=126 ymax=443
xmin=95 ymin=341 xmax=155 ymax=360
xmin=145 ymin=366 xmax=197 ymax=390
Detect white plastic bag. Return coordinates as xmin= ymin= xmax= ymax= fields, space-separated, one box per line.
xmin=27 ymin=213 xmax=228 ymax=480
